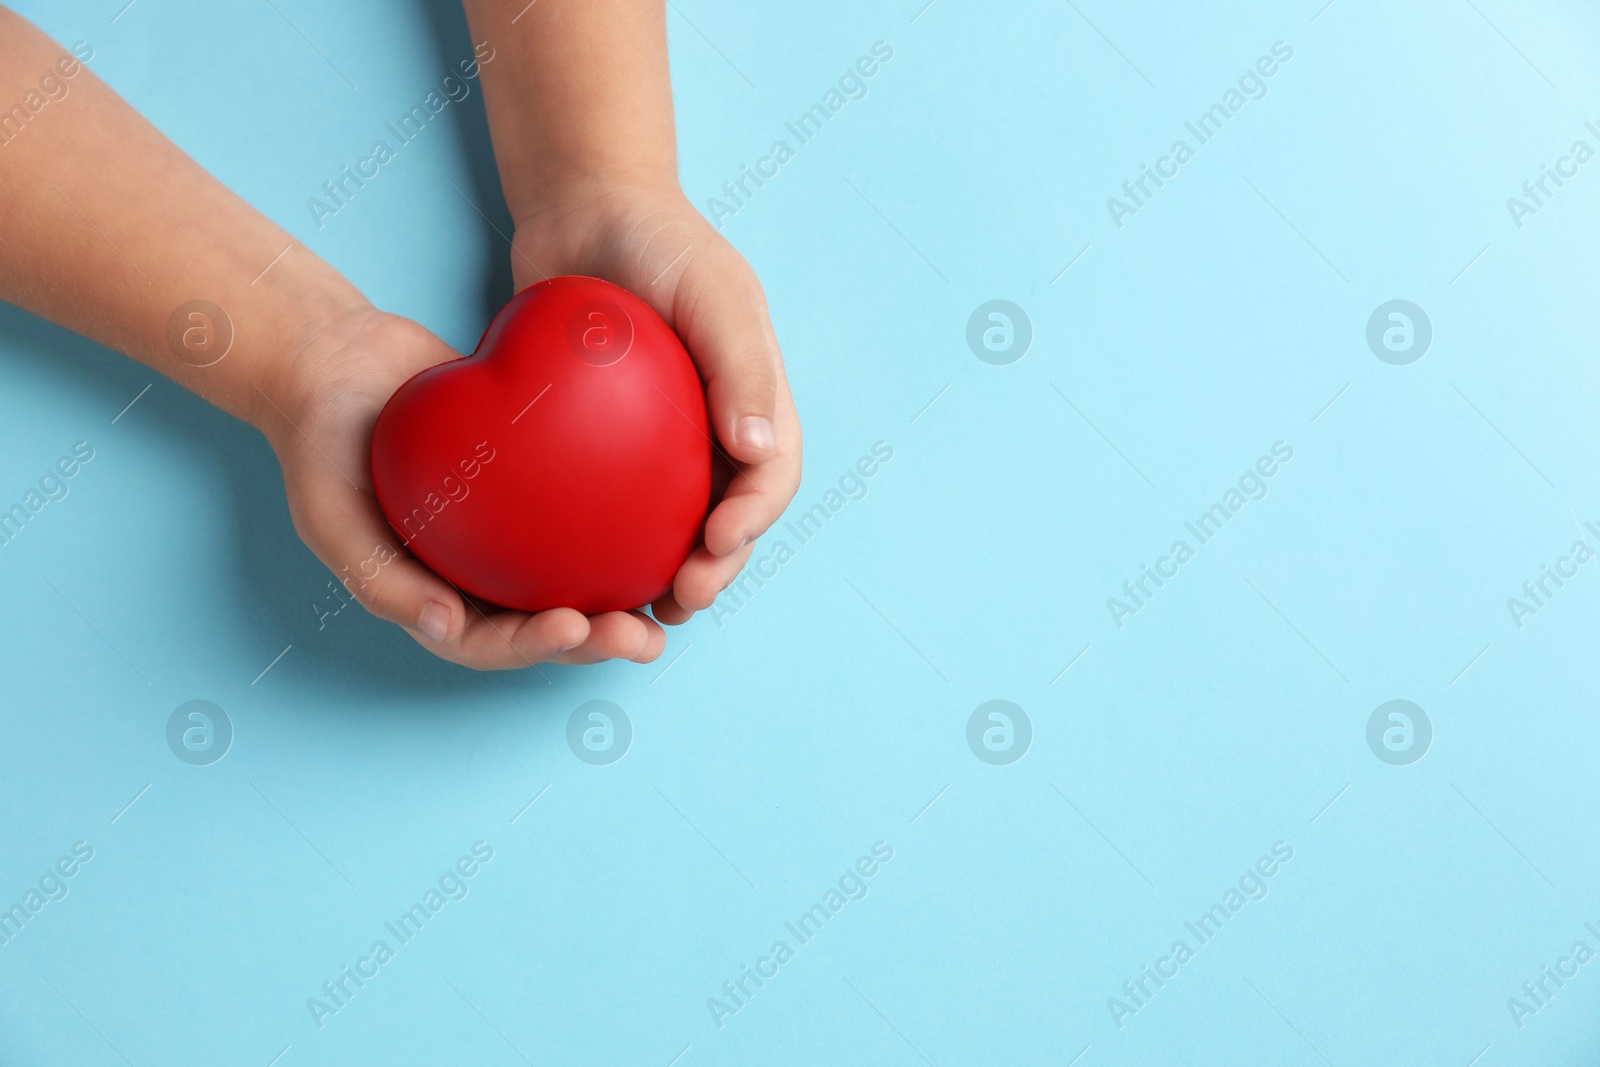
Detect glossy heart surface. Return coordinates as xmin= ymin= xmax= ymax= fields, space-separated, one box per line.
xmin=370 ymin=276 xmax=711 ymax=614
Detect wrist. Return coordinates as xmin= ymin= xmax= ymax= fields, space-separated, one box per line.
xmin=236 ymin=272 xmax=375 ymax=441
xmin=506 ymin=169 xmax=684 ymax=238
xmin=148 ymin=237 xmax=374 ymax=438
xmin=507 ymin=176 xmax=695 ymax=293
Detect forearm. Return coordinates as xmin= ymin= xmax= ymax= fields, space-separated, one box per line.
xmin=0 ymin=8 xmax=369 ymax=425
xmin=458 ymin=0 xmax=679 ymax=220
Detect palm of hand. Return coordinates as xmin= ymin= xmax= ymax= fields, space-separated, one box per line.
xmin=510 ymin=190 xmax=802 ymax=625
xmin=268 ymin=310 xmax=668 ymax=670
xmin=266 ymin=190 xmax=800 ymax=670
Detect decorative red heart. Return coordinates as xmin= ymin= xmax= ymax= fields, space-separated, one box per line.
xmin=369 ymin=276 xmax=711 ymax=615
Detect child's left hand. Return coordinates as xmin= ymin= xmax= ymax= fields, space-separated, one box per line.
xmin=257 ymin=306 xmax=672 ymax=668
xmin=508 ymin=180 xmax=803 ymax=626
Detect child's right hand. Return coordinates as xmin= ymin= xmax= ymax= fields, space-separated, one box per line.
xmin=0 ymin=3 xmax=752 ymax=673
xmin=255 ymin=307 xmax=669 ymax=670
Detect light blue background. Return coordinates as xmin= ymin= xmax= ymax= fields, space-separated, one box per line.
xmin=3 ymin=0 xmax=1600 ymax=1063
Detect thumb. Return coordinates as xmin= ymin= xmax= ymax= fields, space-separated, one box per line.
xmin=674 ymin=253 xmax=780 ymax=464
xmin=288 ymin=473 xmax=464 ymax=645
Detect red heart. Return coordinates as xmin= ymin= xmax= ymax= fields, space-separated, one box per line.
xmin=369 ymin=276 xmax=711 ymax=615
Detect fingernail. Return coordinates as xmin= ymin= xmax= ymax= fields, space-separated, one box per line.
xmin=419 ymin=602 xmax=450 ymax=643
xmin=735 ymin=416 xmax=775 ymax=452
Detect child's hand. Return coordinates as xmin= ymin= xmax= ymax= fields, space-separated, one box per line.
xmin=2 ymin=1 xmax=799 ymax=669
xmin=508 ymin=181 xmax=803 ymax=624
xmin=256 ymin=308 xmax=669 ymax=669
xmin=3 ymin=10 xmax=654 ymax=671
xmin=458 ymin=0 xmax=804 ymax=628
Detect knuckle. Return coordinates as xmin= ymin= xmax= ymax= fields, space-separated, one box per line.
xmin=347 ymin=582 xmax=396 ymax=623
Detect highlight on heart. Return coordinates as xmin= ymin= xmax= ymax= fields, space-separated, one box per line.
xmin=370 ymin=275 xmax=712 ymax=616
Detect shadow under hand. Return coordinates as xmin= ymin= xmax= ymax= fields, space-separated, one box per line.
xmin=417 ymin=0 xmax=518 ymax=323
xmin=0 ymin=3 xmax=587 ymax=710
xmin=0 ymin=305 xmax=582 ymax=709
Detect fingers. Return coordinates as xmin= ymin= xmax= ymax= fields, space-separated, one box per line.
xmin=651 ymin=589 xmax=694 ymax=626
xmin=705 ymin=366 xmax=802 ymax=554
xmin=411 ymin=604 xmax=663 ymax=669
xmin=656 ymin=341 xmax=802 ymax=624
xmin=554 ymin=610 xmax=665 ymax=665
xmin=674 ymin=248 xmax=781 ymax=466
xmin=290 ymin=468 xmax=666 ymax=669
xmin=669 ymin=541 xmax=757 ymax=614
xmin=414 ymin=605 xmax=588 ymax=669
xmin=289 ymin=467 xmax=472 ymax=642
xmin=701 ymin=468 xmax=789 ymax=557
